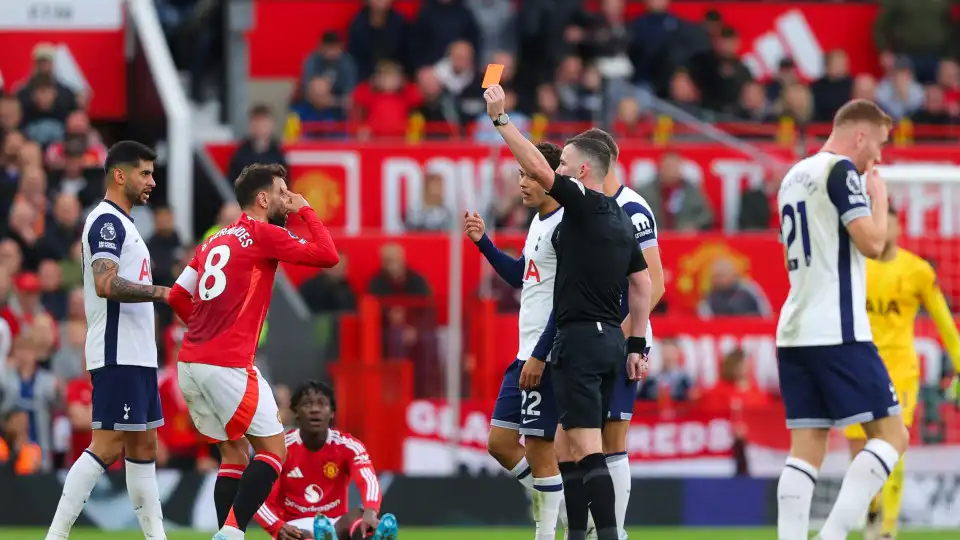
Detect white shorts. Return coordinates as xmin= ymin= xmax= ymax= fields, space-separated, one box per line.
xmin=177 ymin=363 xmax=283 ymax=442
xmin=288 ymin=516 xmax=341 ymax=532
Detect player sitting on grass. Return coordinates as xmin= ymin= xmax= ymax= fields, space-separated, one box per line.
xmin=253 ymin=381 xmax=397 ymax=540
xmin=847 ymin=204 xmax=960 ymax=540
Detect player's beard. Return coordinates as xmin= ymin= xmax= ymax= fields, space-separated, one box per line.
xmin=126 ymin=185 xmax=150 ymax=206
xmin=268 ymin=211 xmax=287 ymax=227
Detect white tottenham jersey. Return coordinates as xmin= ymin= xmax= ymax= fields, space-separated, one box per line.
xmin=776 ymin=152 xmax=873 ymax=347
xmin=516 ymin=208 xmax=563 ymax=361
xmin=82 ymin=200 xmax=158 ymax=370
xmin=614 ymin=185 xmax=656 ymax=343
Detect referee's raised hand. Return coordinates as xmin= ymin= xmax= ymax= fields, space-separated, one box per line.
xmin=484 ymin=84 xmax=506 ymax=119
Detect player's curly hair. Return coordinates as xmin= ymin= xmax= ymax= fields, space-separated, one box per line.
xmin=291 ymin=380 xmax=337 ymax=411
xmin=535 ymin=142 xmax=562 ymax=171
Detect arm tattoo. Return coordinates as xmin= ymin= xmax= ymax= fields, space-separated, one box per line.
xmin=91 ymin=258 xmax=167 ymax=303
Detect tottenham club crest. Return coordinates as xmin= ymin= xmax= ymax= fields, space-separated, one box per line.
xmin=100 ymin=222 xmax=117 ymax=241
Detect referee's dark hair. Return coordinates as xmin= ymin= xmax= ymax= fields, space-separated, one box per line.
xmin=564 ymin=137 xmax=612 ymax=184
xmin=234 ymin=163 xmax=287 ymax=208
xmin=104 ymin=141 xmax=157 ymax=179
xmin=535 ymin=142 xmax=563 ymax=171
xmin=291 ymin=380 xmax=337 ymax=412
xmin=571 ymin=128 xmax=619 ymax=160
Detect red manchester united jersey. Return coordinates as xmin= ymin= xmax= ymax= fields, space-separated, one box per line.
xmin=172 ymin=208 xmax=338 ymax=368
xmin=254 ymin=429 xmax=382 ymax=536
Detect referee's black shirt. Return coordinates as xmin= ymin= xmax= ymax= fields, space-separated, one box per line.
xmin=547 ymin=173 xmax=648 ymax=328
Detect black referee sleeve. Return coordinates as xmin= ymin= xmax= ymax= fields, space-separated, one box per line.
xmin=627 ymin=241 xmax=647 ymax=274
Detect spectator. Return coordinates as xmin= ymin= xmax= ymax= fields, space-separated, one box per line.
xmin=146 ymin=207 xmax=183 ymax=287
xmin=44 ymin=110 xmax=108 ymax=170
xmin=874 ymin=0 xmax=955 ymax=83
xmin=489 ymin=50 xmax=517 ymax=90
xmin=639 ymin=152 xmax=714 ymax=231
xmin=202 ymin=202 xmax=242 ymax=241
xmin=637 ymin=338 xmax=693 ymax=402
xmin=611 ymin=95 xmax=644 ymax=137
xmin=19 ymin=75 xmax=71 ymax=147
xmin=775 ymin=83 xmax=814 ymax=125
xmin=0 ymin=409 xmax=43 ymax=475
xmin=697 ymin=259 xmax=772 ymax=317
xmin=0 ymin=328 xmax=60 ymax=471
xmin=764 ymin=58 xmax=799 ymax=104
xmin=368 ymin=243 xmax=431 ymax=296
xmin=411 ymin=0 xmax=480 ymax=70
xmin=852 ymin=73 xmax=879 ymax=102
xmin=465 ymin=0 xmax=516 ymax=64
xmin=812 ymin=50 xmax=853 ymax=122
xmin=51 ymin=316 xmax=85 ymax=381
xmin=628 ymin=0 xmax=706 ymax=93
xmin=300 ymin=31 xmax=358 ymax=100
xmin=0 ymin=239 xmax=22 ymax=276
xmin=911 ymin=85 xmax=954 ymax=125
xmin=299 ymin=254 xmax=356 ymax=314
xmin=434 ymin=40 xmax=484 ymax=122
xmin=0 ymin=95 xmax=21 ymax=134
xmin=583 ymin=0 xmax=633 ymax=80
xmin=58 ymin=242 xmax=82 ymax=290
xmin=534 ymin=84 xmax=562 ymax=123
xmin=732 ymin=81 xmax=772 ymax=123
xmin=414 ymin=67 xmax=461 ymax=130
xmin=352 ymin=60 xmax=422 ymax=139
xmin=1 ymin=131 xmax=25 ymax=223
xmin=48 ymin=138 xmax=101 ymax=209
xmin=39 ymin=193 xmax=81 ymax=261
xmin=516 ymin=0 xmax=590 ymax=100
xmin=578 ymin=64 xmax=605 ymax=124
xmin=63 ymin=368 xmax=92 ymax=467
xmin=226 ymin=104 xmax=288 ymax=183
xmin=14 ymin=44 xmax=78 ymax=115
xmin=876 ymin=56 xmax=925 ymax=120
xmin=936 ymin=59 xmax=960 ymax=117
xmin=37 ymin=259 xmax=66 ymax=321
xmin=347 ymin=0 xmax=408 ymax=82
xmin=554 ymin=55 xmax=587 ymax=121
xmin=0 ymin=271 xmax=18 ymax=366
xmin=691 ymin=26 xmax=752 ymax=114
xmin=288 ymin=75 xmax=347 ymax=140
xmin=405 ymin=172 xmax=453 ymax=230
xmin=667 ymin=68 xmax=704 ymax=118
xmin=738 ymin=171 xmax=776 ymax=231
xmin=7 ymin=202 xmax=41 ymax=271
xmin=9 ymin=272 xmax=48 ymax=328
xmin=473 ymin=87 xmax=529 ymax=143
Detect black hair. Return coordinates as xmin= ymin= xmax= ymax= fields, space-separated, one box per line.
xmin=249 ymin=103 xmax=272 ymax=118
xmin=565 ymin=137 xmax=612 ymax=180
xmin=291 ymin=380 xmax=336 ymax=411
xmin=535 ymin=142 xmax=562 ymax=171
xmin=234 ymin=163 xmax=287 ymax=207
xmin=570 ymin=128 xmax=619 ymax=159
xmin=104 ymin=141 xmax=156 ymax=177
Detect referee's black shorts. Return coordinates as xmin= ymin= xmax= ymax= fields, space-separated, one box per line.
xmin=551 ymin=321 xmax=625 ymax=430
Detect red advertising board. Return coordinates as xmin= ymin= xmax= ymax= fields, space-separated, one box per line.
xmin=248 ymin=1 xmax=882 ymax=81
xmin=0 ymin=0 xmax=127 ymax=120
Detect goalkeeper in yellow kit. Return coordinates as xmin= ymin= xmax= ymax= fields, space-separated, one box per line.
xmin=844 ymin=205 xmax=960 ymax=539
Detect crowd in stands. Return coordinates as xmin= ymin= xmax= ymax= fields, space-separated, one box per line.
xmin=281 ymin=0 xmax=960 ymax=141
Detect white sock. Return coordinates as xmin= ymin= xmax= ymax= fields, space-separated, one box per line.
xmin=511 ymin=457 xmax=535 ymax=490
xmin=46 ymin=450 xmax=106 ymax=539
xmin=777 ymin=456 xmax=818 ymax=540
xmin=126 ymin=459 xmax=167 ymax=539
xmin=216 ymin=525 xmax=245 ymax=539
xmin=533 ymin=475 xmax=563 ymax=540
xmin=819 ymin=439 xmax=899 ymax=540
xmin=606 ymin=452 xmax=631 ymax=540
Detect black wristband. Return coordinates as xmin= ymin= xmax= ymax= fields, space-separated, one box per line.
xmin=627 ymin=337 xmax=647 ymax=355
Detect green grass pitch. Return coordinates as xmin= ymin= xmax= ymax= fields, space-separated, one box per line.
xmin=0 ymin=528 xmax=956 ymax=540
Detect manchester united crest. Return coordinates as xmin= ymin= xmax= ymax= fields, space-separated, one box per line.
xmin=323 ymin=462 xmax=339 ymax=479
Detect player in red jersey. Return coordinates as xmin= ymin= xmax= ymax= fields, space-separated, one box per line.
xmin=254 ymin=381 xmax=398 ymax=540
xmin=167 ymin=164 xmax=339 ymax=540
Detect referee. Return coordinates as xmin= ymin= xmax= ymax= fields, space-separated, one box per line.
xmin=483 ymin=85 xmax=653 ymax=540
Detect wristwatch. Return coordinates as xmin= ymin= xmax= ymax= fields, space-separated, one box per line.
xmin=492 ymin=113 xmax=510 ymax=127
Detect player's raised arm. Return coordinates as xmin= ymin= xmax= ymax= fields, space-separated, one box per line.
xmin=465 ymin=212 xmax=525 ymax=288
xmin=168 ymin=252 xmax=199 ymax=322
xmin=260 ymin=191 xmax=340 ymax=267
xmin=829 ymin=160 xmax=888 ymax=259
xmin=918 ymin=263 xmax=960 ymax=370
xmin=88 ymin=213 xmax=170 ymax=303
xmin=483 ymin=84 xmax=556 ymax=190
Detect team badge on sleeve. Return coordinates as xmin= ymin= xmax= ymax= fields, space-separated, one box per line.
xmin=287 ymin=230 xmax=307 ymax=245
xmin=101 ymin=222 xmax=117 ymax=241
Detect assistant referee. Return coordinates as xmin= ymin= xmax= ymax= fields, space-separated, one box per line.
xmin=482 ymin=85 xmax=653 ymax=540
